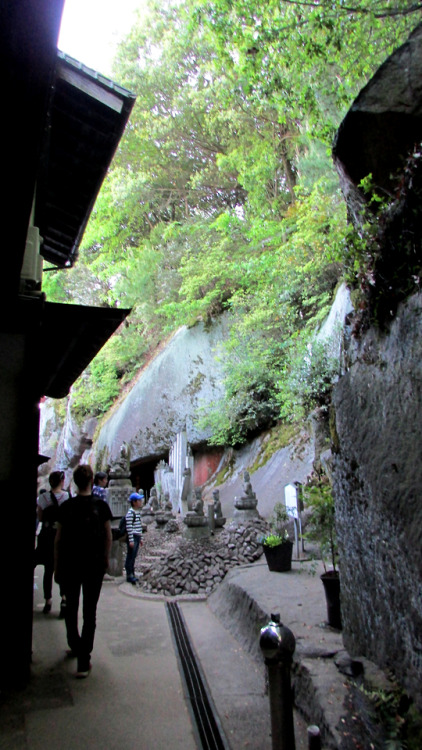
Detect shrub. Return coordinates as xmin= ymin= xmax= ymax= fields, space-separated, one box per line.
xmin=303 ymin=477 xmax=338 ymax=572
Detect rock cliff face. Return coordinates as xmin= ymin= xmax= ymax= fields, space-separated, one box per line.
xmin=92 ymin=317 xmax=228 ymax=467
xmin=332 ymin=23 xmax=422 ymax=709
xmin=39 ymin=318 xmax=228 ymax=481
xmin=38 ymin=398 xmax=97 ymax=488
xmin=333 ymin=293 xmax=422 ymax=706
xmin=208 ymin=426 xmax=315 ymax=522
xmin=40 ymin=282 xmax=352 ymax=509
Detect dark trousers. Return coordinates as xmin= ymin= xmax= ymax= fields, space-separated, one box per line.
xmin=125 ymin=534 xmax=141 ymax=578
xmin=34 ymin=531 xmax=61 ymax=601
xmin=63 ymin=568 xmax=104 ymax=661
xmin=42 ymin=558 xmax=55 ymax=601
xmin=41 ymin=563 xmax=65 ymax=602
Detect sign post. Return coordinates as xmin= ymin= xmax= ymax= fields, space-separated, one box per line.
xmin=284 ymin=482 xmax=303 ymax=559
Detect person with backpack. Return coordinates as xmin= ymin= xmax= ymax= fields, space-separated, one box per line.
xmin=125 ymin=492 xmax=144 ymax=584
xmin=35 ymin=471 xmax=70 ymax=615
xmin=54 ymin=464 xmax=112 ymax=678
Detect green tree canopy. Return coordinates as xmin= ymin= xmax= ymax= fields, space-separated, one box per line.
xmin=43 ymin=0 xmax=420 ymax=434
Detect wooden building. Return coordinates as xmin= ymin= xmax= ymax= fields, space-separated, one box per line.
xmin=1 ymin=0 xmax=135 ymax=688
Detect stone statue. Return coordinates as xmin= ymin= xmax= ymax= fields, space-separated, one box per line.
xmin=108 ymin=442 xmax=132 ymax=493
xmin=233 ymin=470 xmax=259 ymax=521
xmin=235 ymin=471 xmax=257 ymax=506
xmin=117 ymin=442 xmax=130 ymax=472
xmin=243 ymin=471 xmax=256 ymax=499
xmin=150 ymin=487 xmax=159 ymax=512
xmin=140 ymin=491 xmax=156 ymax=525
xmin=213 ymin=489 xmax=223 ymax=518
xmin=193 ymin=487 xmax=204 ymax=515
xmin=163 ymin=491 xmax=173 ymax=512
xmin=108 ymin=442 xmax=131 ymax=480
xmin=183 ymin=486 xmax=209 ymax=536
xmin=212 ymin=488 xmax=226 ymax=528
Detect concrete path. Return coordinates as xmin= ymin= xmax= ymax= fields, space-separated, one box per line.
xmin=0 ymin=560 xmax=345 ymax=749
xmin=180 ymin=599 xmax=309 ymax=750
xmin=16 ymin=571 xmax=197 ymax=750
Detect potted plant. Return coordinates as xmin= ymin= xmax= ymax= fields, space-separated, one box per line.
xmin=261 ymin=504 xmax=294 ymax=572
xmin=304 ymin=478 xmax=342 ymax=629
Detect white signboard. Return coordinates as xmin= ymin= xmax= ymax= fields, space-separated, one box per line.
xmin=284 ymin=482 xmax=304 ymax=558
xmin=284 ymin=483 xmax=300 ymax=519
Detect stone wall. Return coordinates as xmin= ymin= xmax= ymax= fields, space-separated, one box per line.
xmin=332 ymin=293 xmax=422 ymax=707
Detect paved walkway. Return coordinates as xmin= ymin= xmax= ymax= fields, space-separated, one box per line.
xmin=0 ymin=559 xmax=346 ymax=749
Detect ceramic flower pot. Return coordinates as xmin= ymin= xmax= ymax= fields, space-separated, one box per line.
xmin=320 ymin=570 xmax=342 ymax=629
xmin=263 ymin=540 xmax=294 ymax=572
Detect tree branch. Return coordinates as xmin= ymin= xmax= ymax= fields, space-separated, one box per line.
xmin=279 ymin=0 xmax=422 ymax=19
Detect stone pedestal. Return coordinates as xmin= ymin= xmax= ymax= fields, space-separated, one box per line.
xmin=106 ymin=444 xmax=133 ymax=577
xmin=141 ymin=510 xmax=155 ymax=526
xmin=182 ymin=487 xmax=210 ymax=538
xmin=183 ymin=515 xmax=210 ymax=540
xmin=107 ymin=443 xmax=135 ymax=518
xmin=107 ymin=536 xmax=124 ymax=577
xmin=233 ymin=507 xmax=259 ymax=521
xmin=107 ymin=485 xmax=136 ymax=518
xmin=183 ymin=503 xmax=210 ymax=539
xmin=155 ymin=511 xmax=173 ymax=527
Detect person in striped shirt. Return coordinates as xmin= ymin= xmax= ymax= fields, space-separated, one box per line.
xmin=125 ymin=492 xmax=143 ymax=584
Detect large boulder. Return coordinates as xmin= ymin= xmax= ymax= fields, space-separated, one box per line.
xmin=332 ymin=24 xmax=422 ymax=709
xmin=333 ymin=22 xmax=422 ymax=225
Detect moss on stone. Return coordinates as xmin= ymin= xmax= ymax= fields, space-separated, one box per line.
xmin=185 ymin=371 xmax=205 ymax=397
xmin=52 ymin=398 xmax=67 ymax=422
xmin=95 ymin=446 xmax=110 ymax=473
xmin=250 ymin=422 xmax=301 ymax=474
xmin=214 ymin=452 xmax=236 ymax=485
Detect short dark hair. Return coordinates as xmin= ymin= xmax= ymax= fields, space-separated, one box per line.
xmin=49 ymin=470 xmax=65 ymax=488
xmin=94 ymin=471 xmax=108 ymax=484
xmin=73 ymin=464 xmax=94 ymax=492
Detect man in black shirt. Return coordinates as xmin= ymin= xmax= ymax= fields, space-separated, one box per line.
xmin=55 ymin=464 xmax=112 ymax=678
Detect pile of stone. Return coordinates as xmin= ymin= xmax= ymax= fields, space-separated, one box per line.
xmin=136 ymin=517 xmax=270 ymax=597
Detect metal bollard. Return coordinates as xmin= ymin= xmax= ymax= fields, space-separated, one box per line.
xmin=307 ymin=725 xmax=321 ymax=750
xmin=260 ymin=613 xmax=296 ymax=750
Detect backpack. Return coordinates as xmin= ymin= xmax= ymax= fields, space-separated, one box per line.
xmin=41 ymin=492 xmax=59 ymax=531
xmin=58 ymin=496 xmax=110 ymax=570
xmin=115 ymin=510 xmax=135 ymax=541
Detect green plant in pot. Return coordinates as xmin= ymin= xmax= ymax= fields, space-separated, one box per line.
xmin=304 ymin=478 xmax=341 ymax=629
xmin=261 ymin=504 xmax=294 ymax=572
